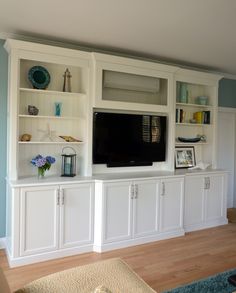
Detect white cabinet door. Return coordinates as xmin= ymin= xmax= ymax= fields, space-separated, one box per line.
xmin=205 ymin=174 xmax=225 ymax=222
xmin=133 ymin=179 xmax=159 ymax=238
xmin=160 ymin=177 xmax=184 ymax=232
xmin=20 ymin=185 xmax=59 ymax=256
xmin=60 ymin=183 xmax=94 ymax=249
xmin=184 ymin=175 xmax=205 ymax=228
xmin=103 ymin=181 xmax=132 ymax=243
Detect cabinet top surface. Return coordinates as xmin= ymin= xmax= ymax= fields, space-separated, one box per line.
xmin=8 ymin=168 xmax=227 ymax=187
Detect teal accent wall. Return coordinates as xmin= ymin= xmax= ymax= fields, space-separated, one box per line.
xmin=0 ymin=40 xmax=7 ymax=238
xmin=219 ymin=78 xmax=236 ymax=107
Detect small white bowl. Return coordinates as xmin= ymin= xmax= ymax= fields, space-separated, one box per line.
xmin=196 ymin=96 xmax=208 ymax=105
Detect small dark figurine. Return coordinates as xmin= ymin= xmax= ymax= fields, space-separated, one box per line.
xmin=63 ymin=68 xmax=72 ymax=92
xmin=28 ymin=105 xmax=39 ymax=115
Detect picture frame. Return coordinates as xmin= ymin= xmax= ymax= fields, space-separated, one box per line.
xmin=175 ymin=146 xmax=196 ymax=169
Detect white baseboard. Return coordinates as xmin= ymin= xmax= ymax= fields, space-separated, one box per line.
xmin=0 ymin=238 xmax=6 ymax=249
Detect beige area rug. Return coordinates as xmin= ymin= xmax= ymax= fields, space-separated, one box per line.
xmin=15 ymin=258 xmax=156 ymax=293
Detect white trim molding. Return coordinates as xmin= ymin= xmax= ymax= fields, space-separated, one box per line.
xmin=218 ymin=106 xmax=236 ymax=113
xmin=0 ymin=238 xmax=6 ymax=249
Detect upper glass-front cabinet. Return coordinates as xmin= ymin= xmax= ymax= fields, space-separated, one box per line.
xmin=92 ymin=53 xmax=178 ymax=113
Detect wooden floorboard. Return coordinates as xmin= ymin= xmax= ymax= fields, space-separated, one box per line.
xmin=1 ymin=223 xmax=236 ymax=292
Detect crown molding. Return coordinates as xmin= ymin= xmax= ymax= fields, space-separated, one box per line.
xmin=1 ymin=32 xmax=236 ymax=80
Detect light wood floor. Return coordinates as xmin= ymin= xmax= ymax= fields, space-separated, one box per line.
xmin=1 ymin=224 xmax=236 ymax=293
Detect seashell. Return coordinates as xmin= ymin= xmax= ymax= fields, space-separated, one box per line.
xmin=20 ymin=134 xmax=32 ymax=141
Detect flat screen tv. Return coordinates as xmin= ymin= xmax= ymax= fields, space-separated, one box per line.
xmin=93 ymin=112 xmax=167 ymax=167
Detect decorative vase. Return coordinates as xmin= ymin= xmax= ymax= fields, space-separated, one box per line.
xmin=38 ymin=167 xmax=45 ymax=179
xmin=179 ymin=83 xmax=188 ymax=103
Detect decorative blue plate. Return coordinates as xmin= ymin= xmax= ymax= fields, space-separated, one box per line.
xmin=178 ymin=137 xmax=201 ymax=143
xmin=28 ymin=66 xmax=50 ymax=89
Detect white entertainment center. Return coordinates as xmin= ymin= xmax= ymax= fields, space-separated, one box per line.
xmin=4 ymin=39 xmax=228 ymax=267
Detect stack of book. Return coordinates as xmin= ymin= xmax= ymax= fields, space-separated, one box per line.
xmin=176 ymin=109 xmax=186 ymax=123
xmin=193 ymin=111 xmax=210 ymax=124
xmin=176 ymin=109 xmax=211 ymax=124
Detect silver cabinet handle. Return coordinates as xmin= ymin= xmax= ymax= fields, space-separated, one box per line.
xmin=204 ymin=177 xmax=210 ymax=189
xmin=135 ymin=184 xmax=138 ymax=199
xmin=61 ymin=189 xmax=65 ymax=205
xmin=57 ymin=189 xmax=60 ymax=205
xmin=161 ymin=182 xmax=165 ymax=196
xmin=130 ymin=184 xmax=134 ymax=199
xmin=207 ymin=177 xmax=210 ymax=189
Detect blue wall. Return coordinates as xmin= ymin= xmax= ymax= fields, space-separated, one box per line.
xmin=0 ymin=40 xmax=235 ymax=237
xmin=219 ymin=78 xmax=236 ymax=107
xmin=0 ymin=39 xmax=8 ymax=238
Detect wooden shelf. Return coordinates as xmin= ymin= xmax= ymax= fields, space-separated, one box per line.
xmin=19 ymin=114 xmax=80 ymax=120
xmin=176 ymin=123 xmax=211 ymax=126
xmin=176 ymin=102 xmax=213 ymax=108
xmin=175 ymin=142 xmax=209 ymax=146
xmin=18 ymin=141 xmax=84 ymax=145
xmin=19 ymin=87 xmax=86 ymax=98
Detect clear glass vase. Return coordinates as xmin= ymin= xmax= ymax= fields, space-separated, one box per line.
xmin=38 ymin=167 xmax=45 ymax=179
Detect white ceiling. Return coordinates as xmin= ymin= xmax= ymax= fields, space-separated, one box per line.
xmin=1 ymin=0 xmax=236 ymax=76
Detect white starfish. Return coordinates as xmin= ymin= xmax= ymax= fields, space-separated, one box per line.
xmin=38 ymin=123 xmax=58 ymax=142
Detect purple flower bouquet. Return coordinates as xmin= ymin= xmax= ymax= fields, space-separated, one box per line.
xmin=31 ymin=155 xmax=56 ymax=178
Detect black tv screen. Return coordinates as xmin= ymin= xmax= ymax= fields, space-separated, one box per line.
xmin=93 ymin=112 xmax=167 ymax=167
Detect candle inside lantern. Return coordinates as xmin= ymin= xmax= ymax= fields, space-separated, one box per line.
xmin=61 ymin=147 xmax=76 ymax=177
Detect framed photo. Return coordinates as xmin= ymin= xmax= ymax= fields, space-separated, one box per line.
xmin=175 ymin=147 xmax=196 ymax=169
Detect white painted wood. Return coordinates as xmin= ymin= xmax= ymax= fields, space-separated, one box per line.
xmin=133 ymin=179 xmax=160 ymax=238
xmin=205 ymin=174 xmax=225 ymax=222
xmin=59 ymin=183 xmax=94 ymax=249
xmin=184 ymin=173 xmax=228 ymax=231
xmin=217 ymin=111 xmax=235 ymax=207
xmin=4 ymin=39 xmax=228 ymax=268
xmin=103 ymin=181 xmax=132 ymax=243
xmin=0 ymin=238 xmax=6 ymax=249
xmin=5 ymin=39 xmax=91 ymax=181
xmin=184 ymin=175 xmax=205 ymax=227
xmin=19 ymin=185 xmax=59 ymax=256
xmin=174 ymin=69 xmax=221 ymax=169
xmin=159 ymin=177 xmax=184 ymax=232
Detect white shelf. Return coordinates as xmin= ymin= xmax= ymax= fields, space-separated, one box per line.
xmin=176 ymin=102 xmax=213 ymax=108
xmin=175 ymin=142 xmax=209 ymax=146
xmin=19 ymin=87 xmax=86 ymax=98
xmin=18 ymin=141 xmax=84 ymax=145
xmin=176 ymin=123 xmax=211 ymax=126
xmin=19 ymin=114 xmax=80 ymax=120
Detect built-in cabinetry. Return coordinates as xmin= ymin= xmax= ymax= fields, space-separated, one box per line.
xmin=159 ymin=177 xmax=184 ymax=233
xmin=94 ymin=176 xmax=184 ymax=252
xmin=92 ymin=53 xmax=179 ymax=173
xmin=4 ymin=39 xmax=228 ymax=268
xmin=92 ymin=53 xmax=177 ymax=113
xmin=184 ymin=171 xmax=227 ymax=232
xmin=174 ymin=69 xmax=221 ymax=168
xmin=8 ymin=180 xmax=94 ymax=266
xmin=4 ymin=40 xmax=92 ymax=179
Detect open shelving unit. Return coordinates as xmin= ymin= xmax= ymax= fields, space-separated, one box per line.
xmin=174 ymin=69 xmax=221 ymax=168
xmin=5 ymin=39 xmax=92 ymax=179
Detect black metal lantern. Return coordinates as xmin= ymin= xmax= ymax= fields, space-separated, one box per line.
xmin=61 ymin=147 xmax=76 ymax=177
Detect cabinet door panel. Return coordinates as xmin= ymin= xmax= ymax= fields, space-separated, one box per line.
xmin=205 ymin=175 xmax=224 ymax=221
xmin=160 ymin=178 xmax=184 ymax=232
xmin=20 ymin=186 xmax=59 ymax=256
xmin=60 ymin=183 xmax=94 ymax=249
xmin=184 ymin=176 xmax=205 ymax=227
xmin=104 ymin=182 xmax=132 ymax=243
xmin=133 ymin=180 xmax=159 ymax=238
